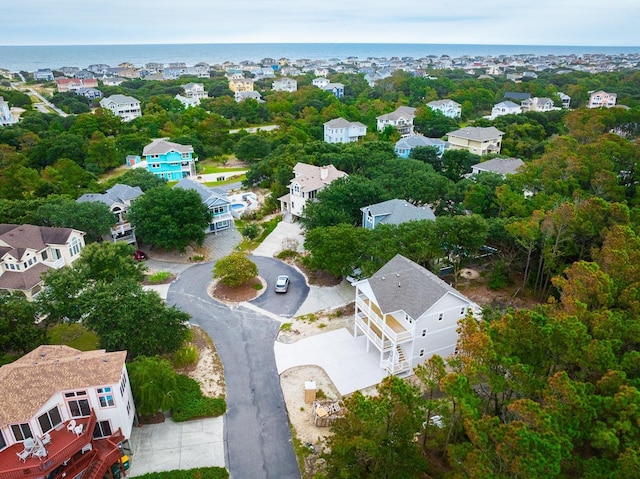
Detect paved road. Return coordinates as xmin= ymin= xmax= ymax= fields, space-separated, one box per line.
xmin=250 ymin=255 xmax=309 ymax=318
xmin=167 ymin=261 xmax=301 ymax=479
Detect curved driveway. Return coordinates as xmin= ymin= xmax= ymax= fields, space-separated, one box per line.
xmin=250 ymin=255 xmax=309 ymax=318
xmin=166 ymin=257 xmax=304 ymax=479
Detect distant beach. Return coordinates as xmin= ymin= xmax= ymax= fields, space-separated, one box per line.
xmin=1 ymin=43 xmax=639 ymax=72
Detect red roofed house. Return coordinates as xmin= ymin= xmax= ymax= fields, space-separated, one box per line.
xmin=56 ymin=78 xmax=98 ymax=93
xmin=0 ymin=224 xmax=85 ymax=300
xmin=0 ymin=345 xmax=135 ymax=479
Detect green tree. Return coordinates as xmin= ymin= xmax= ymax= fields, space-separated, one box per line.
xmin=304 ymin=224 xmax=371 ymax=277
xmin=233 ymin=134 xmax=272 ymax=162
xmin=0 ymin=293 xmax=45 ymax=364
xmin=35 ymin=197 xmax=115 ymax=243
xmin=213 ymin=252 xmax=258 ymax=287
xmin=127 ymin=186 xmax=210 ymax=251
xmin=324 ymin=375 xmax=427 ymax=478
xmin=127 ymin=356 xmax=179 ymax=416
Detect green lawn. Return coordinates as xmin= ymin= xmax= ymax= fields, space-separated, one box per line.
xmin=199 ymin=165 xmax=248 ymax=174
xmin=48 ymin=323 xmax=100 ymax=351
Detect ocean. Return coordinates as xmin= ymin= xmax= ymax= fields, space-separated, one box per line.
xmin=1 ymin=43 xmax=639 ymax=73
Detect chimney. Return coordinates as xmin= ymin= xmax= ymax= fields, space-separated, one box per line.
xmin=320 ymin=166 xmax=328 ymax=181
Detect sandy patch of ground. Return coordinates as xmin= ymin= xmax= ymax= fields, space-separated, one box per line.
xmin=177 ymin=325 xmax=226 ymax=399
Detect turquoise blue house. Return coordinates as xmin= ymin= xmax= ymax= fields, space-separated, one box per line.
xmin=142 ymin=138 xmax=197 ymax=181
xmin=395 ymin=135 xmax=448 ymax=159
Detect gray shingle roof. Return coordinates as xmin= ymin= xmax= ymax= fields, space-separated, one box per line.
xmin=77 ymin=184 xmax=143 ymax=208
xmin=361 ymin=199 xmax=435 ymax=225
xmin=367 ymin=254 xmax=470 ymax=319
xmin=376 ymin=106 xmax=417 ymax=121
xmin=395 ymin=135 xmax=447 ymax=150
xmin=447 ymin=126 xmax=504 ymax=142
xmin=142 ymin=138 xmax=194 ymax=156
xmin=174 ymin=178 xmax=229 ymax=208
xmin=471 ymin=157 xmax=524 ymax=175
xmin=324 ymin=117 xmax=365 ymax=128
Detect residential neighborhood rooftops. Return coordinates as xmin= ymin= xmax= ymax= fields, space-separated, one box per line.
xmin=395 ymin=135 xmax=447 ymax=150
xmin=376 ymin=105 xmax=417 ymax=121
xmin=0 ymin=345 xmax=126 ymax=426
xmin=100 ymin=93 xmax=139 ymax=105
xmin=76 ymin=183 xmax=143 ymax=208
xmin=174 ymin=178 xmax=228 ymax=208
xmin=365 ymin=254 xmax=473 ymax=319
xmin=0 ymin=224 xmax=77 ymax=259
xmin=142 ymin=138 xmax=194 ymax=156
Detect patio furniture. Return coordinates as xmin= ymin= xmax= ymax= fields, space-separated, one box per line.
xmin=16 ymin=449 xmax=30 ymax=463
xmin=32 ymin=447 xmax=48 ymax=461
xmin=81 ymin=443 xmax=93 ymax=454
xmin=41 ymin=432 xmax=51 ymax=445
xmin=67 ymin=419 xmax=76 ymax=432
xmin=74 ymin=424 xmax=84 ymax=436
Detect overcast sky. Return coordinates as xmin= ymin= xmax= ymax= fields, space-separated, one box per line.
xmin=2 ymin=0 xmax=639 ymax=47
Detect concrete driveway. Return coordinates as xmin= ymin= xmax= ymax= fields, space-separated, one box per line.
xmin=274 ymin=328 xmax=387 ymax=396
xmin=129 ymin=415 xmax=224 ymax=476
xmin=252 ymin=222 xmax=305 ymax=258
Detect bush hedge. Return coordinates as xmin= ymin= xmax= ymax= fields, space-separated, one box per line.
xmin=133 ymin=467 xmax=228 ymax=479
xmin=173 ymin=374 xmax=226 ymax=422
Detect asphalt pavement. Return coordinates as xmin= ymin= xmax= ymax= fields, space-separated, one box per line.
xmin=167 ymin=261 xmax=302 ymax=479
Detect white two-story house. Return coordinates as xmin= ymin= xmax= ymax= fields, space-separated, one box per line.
xmin=520 ymin=97 xmax=557 ymax=112
xmin=323 ymin=118 xmax=367 ymax=143
xmin=353 ymin=254 xmax=479 ymax=375
xmin=175 ymin=178 xmax=233 ymax=234
xmin=588 ymin=90 xmax=617 ymax=108
xmin=0 ymin=224 xmax=85 ymax=300
xmin=272 ymin=77 xmax=298 ymax=92
xmin=489 ymin=101 xmax=522 ymax=119
xmin=376 ymin=106 xmax=417 ymax=136
xmin=427 ymin=99 xmax=462 ymax=118
xmin=182 ymin=83 xmax=208 ymax=100
xmin=278 ymin=163 xmax=347 ymax=220
xmin=99 ymin=94 xmax=141 ymax=122
xmin=0 ymin=345 xmax=135 ymax=479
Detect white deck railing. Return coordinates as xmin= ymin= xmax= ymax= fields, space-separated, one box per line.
xmin=356 ymin=296 xmax=414 ymax=343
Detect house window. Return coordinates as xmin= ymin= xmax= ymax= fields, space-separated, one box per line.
xmin=97 ymin=387 xmax=115 ymax=408
xmin=438 ymin=313 xmax=443 ymax=321
xmin=66 ymin=390 xmax=91 ymax=417
xmin=217 ymin=220 xmax=229 ymax=228
xmin=293 ymin=185 xmax=300 ymax=194
xmin=41 ymin=250 xmax=48 ymax=261
xmin=213 ymin=206 xmax=226 ymax=215
xmin=11 ymin=423 xmax=33 ymax=441
xmin=127 ymin=400 xmax=132 ymax=416
xmin=70 ymin=237 xmax=82 ymax=256
xmin=419 ymin=349 xmax=425 ymax=358
xmin=6 ymin=263 xmax=19 ymax=271
xmin=93 ymin=420 xmax=113 ymax=439
xmin=52 ymin=248 xmax=62 ymax=260
xmin=169 ymin=162 xmax=179 ymax=167
xmin=460 ymin=307 xmax=466 ymax=315
xmin=38 ymin=406 xmax=62 ymax=433
xmin=149 ymin=155 xmax=159 ymax=159
xmin=0 ymin=430 xmax=6 ymax=451
xmin=151 ymin=163 xmax=160 ymax=169
xmin=422 ymin=329 xmax=427 ymax=337
xmin=120 ymin=374 xmax=128 ymax=397
xmin=181 ymin=153 xmax=190 ymax=159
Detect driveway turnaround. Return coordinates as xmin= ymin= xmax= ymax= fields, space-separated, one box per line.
xmin=274 ymin=328 xmax=387 ymax=396
xmin=167 ymin=262 xmax=301 ymax=479
xmin=249 ymin=256 xmax=309 ymax=318
xmin=252 ymin=221 xmax=305 ymax=258
xmin=295 ymin=281 xmax=354 ymax=317
xmin=129 ymin=416 xmax=224 ymax=476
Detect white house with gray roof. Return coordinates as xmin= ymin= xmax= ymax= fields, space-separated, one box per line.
xmin=278 ymin=163 xmax=347 ymax=220
xmin=99 ymin=94 xmax=141 ymax=121
xmin=361 ymin=199 xmax=435 ymax=229
xmin=324 ymin=117 xmax=367 ymax=143
xmin=470 ymin=157 xmax=525 ymax=177
xmin=520 ymin=97 xmax=557 ymax=112
xmin=427 ymin=99 xmax=461 ymax=118
xmin=376 ymin=106 xmax=417 ymax=136
xmin=272 ymin=77 xmax=298 ymax=92
xmin=353 ymin=254 xmax=479 ymax=375
xmin=488 ymin=100 xmax=522 ymax=120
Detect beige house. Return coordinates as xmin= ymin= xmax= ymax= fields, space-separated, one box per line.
xmin=0 ymin=224 xmax=85 ymax=299
xmin=376 ymin=106 xmax=417 ymax=136
xmin=229 ymin=78 xmax=255 ymax=92
xmin=446 ymin=126 xmax=504 ymax=155
xmin=279 ymin=163 xmax=348 ymax=220
xmin=588 ymin=90 xmax=617 ymax=108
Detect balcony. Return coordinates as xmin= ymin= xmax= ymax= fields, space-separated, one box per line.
xmin=0 ymin=412 xmax=96 ymax=479
xmin=355 ymin=295 xmax=414 ymax=353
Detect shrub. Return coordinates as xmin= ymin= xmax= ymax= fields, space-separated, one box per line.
xmin=488 ymin=260 xmax=511 ymax=290
xmin=148 ymin=271 xmax=172 ymax=284
xmin=241 ymin=223 xmax=261 ymax=240
xmin=173 ymin=345 xmax=199 ymax=368
xmin=276 ymin=249 xmax=298 ymax=260
xmin=173 ymin=374 xmax=226 ymax=422
xmin=190 ymin=254 xmax=206 ymax=262
xmin=213 ymin=252 xmax=258 ymax=287
xmin=280 ymin=322 xmax=292 ymax=331
xmin=133 ymin=467 xmax=229 ymax=479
